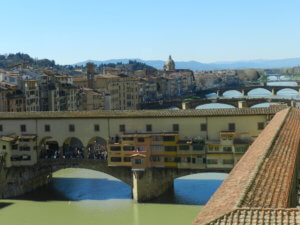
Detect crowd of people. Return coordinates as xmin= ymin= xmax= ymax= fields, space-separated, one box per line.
xmin=40 ymin=144 xmax=107 ymax=160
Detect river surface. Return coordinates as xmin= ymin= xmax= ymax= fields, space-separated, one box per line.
xmin=0 ymin=169 xmax=227 ymax=225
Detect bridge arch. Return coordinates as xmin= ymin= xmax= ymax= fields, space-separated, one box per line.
xmin=86 ymin=136 xmax=107 ymax=160
xmin=40 ymin=159 xmax=133 ymax=185
xmin=63 ymin=137 xmax=84 ymax=159
xmin=246 ymin=88 xmax=272 ymax=96
xmin=166 ymin=106 xmax=180 ymax=110
xmin=250 ymin=102 xmax=279 ymax=108
xmin=195 ymin=103 xmax=236 ymax=109
xmin=222 ymin=90 xmax=243 ymax=97
xmin=205 ymin=92 xmax=218 ymax=97
xmin=276 ymin=88 xmax=299 ymax=95
xmin=39 ymin=136 xmax=60 ymax=159
xmin=50 ymin=168 xmax=131 ymax=201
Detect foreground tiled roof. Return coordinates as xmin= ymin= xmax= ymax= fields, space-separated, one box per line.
xmin=0 ymin=105 xmax=286 ymax=119
xmin=193 ymin=107 xmax=300 ymax=225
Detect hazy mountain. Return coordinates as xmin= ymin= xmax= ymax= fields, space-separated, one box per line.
xmin=74 ymin=58 xmax=300 ymax=71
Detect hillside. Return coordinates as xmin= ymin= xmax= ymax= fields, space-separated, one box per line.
xmin=74 ymin=58 xmax=300 ymax=71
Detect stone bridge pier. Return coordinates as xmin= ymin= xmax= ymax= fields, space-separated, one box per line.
xmin=132 ymin=167 xmax=230 ymax=202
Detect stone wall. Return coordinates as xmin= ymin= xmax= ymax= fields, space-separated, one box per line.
xmin=0 ymin=164 xmax=52 ymax=198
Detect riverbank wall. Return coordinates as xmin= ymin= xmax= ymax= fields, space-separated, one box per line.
xmin=0 ymin=164 xmax=52 ymax=198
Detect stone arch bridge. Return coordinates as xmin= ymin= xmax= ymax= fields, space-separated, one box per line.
xmin=0 ymin=158 xmax=230 ymax=202
xmin=199 ymin=85 xmax=300 ymax=97
xmin=141 ymin=98 xmax=295 ymax=110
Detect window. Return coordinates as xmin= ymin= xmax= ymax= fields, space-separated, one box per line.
xmin=19 ymin=146 xmax=30 ymax=151
xmin=20 ymin=124 xmax=26 ymax=132
xmin=69 ymin=124 xmax=75 ymax=132
xmin=133 ymin=158 xmax=144 ymax=164
xmin=137 ymin=137 xmax=145 ymax=142
xmin=207 ymin=159 xmax=218 ymax=164
xmin=110 ymin=157 xmax=122 ymax=162
xmin=223 ymin=159 xmax=234 ymax=164
xmin=257 ymin=122 xmax=264 ymax=130
xmin=192 ymin=158 xmax=196 ymax=164
xmin=235 ymin=146 xmax=248 ymax=153
xmin=164 ymin=146 xmax=177 ymax=151
xmin=0 ymin=125 xmax=3 ymax=132
xmin=173 ymin=124 xmax=179 ymax=132
xmin=200 ymin=123 xmax=207 ymax=131
xmin=173 ymin=157 xmax=180 ymax=163
xmin=146 ymin=124 xmax=152 ymax=132
xmin=151 ymin=145 xmax=163 ymax=151
xmin=94 ymin=124 xmax=100 ymax=132
xmin=223 ymin=146 xmax=233 ymax=152
xmin=123 ymin=137 xmax=133 ymax=141
xmin=12 ymin=144 xmax=18 ymax=150
xmin=228 ymin=123 xmax=235 ymax=131
xmin=110 ymin=146 xmax=121 ymax=151
xmin=123 ymin=146 xmax=134 ymax=151
xmin=164 ymin=157 xmax=175 ymax=162
xmin=193 ymin=145 xmax=204 ymax=151
xmin=22 ymin=155 xmax=31 ymax=161
xmin=163 ymin=136 xmax=175 ymax=142
xmin=2 ymin=145 xmax=6 ymax=150
xmin=45 ymin=124 xmax=50 ymax=132
xmin=123 ymin=157 xmax=131 ymax=162
xmin=150 ymin=155 xmax=160 ymax=162
xmin=179 ymin=145 xmax=189 ymax=150
xmin=119 ymin=124 xmax=125 ymax=132
xmin=152 ymin=136 xmax=163 ymax=142
xmin=136 ymin=146 xmax=145 ymax=151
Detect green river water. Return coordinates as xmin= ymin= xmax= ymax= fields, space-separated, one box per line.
xmin=0 ymin=169 xmax=226 ymax=225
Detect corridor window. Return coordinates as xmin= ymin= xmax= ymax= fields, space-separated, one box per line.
xmin=94 ymin=124 xmax=100 ymax=132
xmin=69 ymin=124 xmax=75 ymax=132
xmin=200 ymin=123 xmax=207 ymax=131
xmin=146 ymin=124 xmax=152 ymax=132
xmin=45 ymin=124 xmax=50 ymax=132
xmin=119 ymin=124 xmax=125 ymax=132
xmin=173 ymin=124 xmax=179 ymax=132
xmin=20 ymin=124 xmax=26 ymax=132
xmin=257 ymin=122 xmax=264 ymax=130
xmin=228 ymin=123 xmax=235 ymax=131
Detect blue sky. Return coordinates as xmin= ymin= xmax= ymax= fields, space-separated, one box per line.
xmin=0 ymin=0 xmax=299 ymax=64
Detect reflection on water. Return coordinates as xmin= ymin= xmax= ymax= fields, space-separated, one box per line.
xmin=0 ymin=169 xmax=226 ymax=225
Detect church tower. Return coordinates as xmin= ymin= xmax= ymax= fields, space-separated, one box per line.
xmin=86 ymin=62 xmax=95 ymax=89
xmin=163 ymin=55 xmax=175 ymax=71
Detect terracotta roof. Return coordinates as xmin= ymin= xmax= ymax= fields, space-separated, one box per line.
xmin=0 ymin=106 xmax=286 ymax=119
xmin=193 ymin=107 xmax=300 ymax=225
xmin=208 ymin=208 xmax=300 ymax=224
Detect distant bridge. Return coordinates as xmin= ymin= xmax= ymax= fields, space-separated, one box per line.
xmin=141 ymin=98 xmax=296 ymax=109
xmin=198 ymin=85 xmax=300 ymax=97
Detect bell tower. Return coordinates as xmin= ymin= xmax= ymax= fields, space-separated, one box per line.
xmin=86 ymin=62 xmax=95 ymax=89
